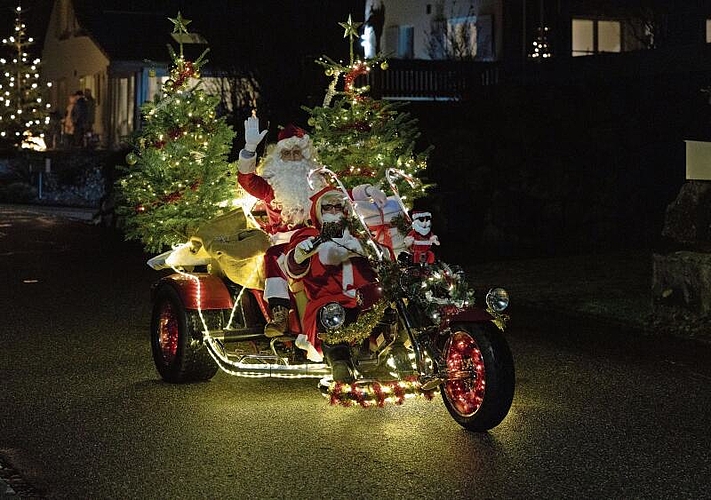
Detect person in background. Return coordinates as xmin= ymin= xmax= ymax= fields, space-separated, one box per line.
xmin=63 ymin=93 xmax=77 ymax=148
xmin=70 ymin=90 xmax=88 ymax=148
xmin=83 ymin=88 xmax=96 ymax=139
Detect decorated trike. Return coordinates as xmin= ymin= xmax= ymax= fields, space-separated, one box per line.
xmin=147 ymin=169 xmax=515 ymax=432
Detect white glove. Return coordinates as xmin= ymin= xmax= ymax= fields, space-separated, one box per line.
xmin=341 ymin=232 xmax=363 ymax=253
xmin=294 ymin=237 xmax=318 ymax=264
xmin=297 ymin=237 xmax=316 ymax=253
xmin=244 ymin=112 xmax=268 ymax=152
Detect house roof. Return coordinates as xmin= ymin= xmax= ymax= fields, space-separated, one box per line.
xmin=66 ymin=0 xmax=366 ymax=71
xmin=71 ymin=0 xmax=186 ymax=64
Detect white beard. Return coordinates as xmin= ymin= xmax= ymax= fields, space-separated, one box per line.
xmin=321 ymin=213 xmax=344 ymax=224
xmin=412 ymin=219 xmax=431 ymax=236
xmin=261 ymin=157 xmax=326 ymax=226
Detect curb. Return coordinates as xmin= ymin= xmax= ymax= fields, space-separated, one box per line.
xmin=1 ymin=203 xmax=96 ymax=222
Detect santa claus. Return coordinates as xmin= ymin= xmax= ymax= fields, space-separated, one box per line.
xmin=284 ymin=188 xmax=377 ymax=381
xmin=403 ymin=210 xmax=440 ymax=265
xmin=237 ymin=112 xmax=385 ymax=337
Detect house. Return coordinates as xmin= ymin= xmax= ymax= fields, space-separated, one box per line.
xmin=40 ymin=0 xmax=366 ymax=150
xmin=40 ymin=0 xmax=200 ymax=150
xmin=363 ymin=0 xmax=711 ymax=99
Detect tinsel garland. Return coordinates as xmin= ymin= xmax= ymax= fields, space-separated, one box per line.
xmin=318 ymin=300 xmax=388 ymax=345
xmin=327 ymin=376 xmax=438 ymax=408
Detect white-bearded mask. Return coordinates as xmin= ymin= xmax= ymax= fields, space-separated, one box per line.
xmin=411 ymin=212 xmax=432 ymax=236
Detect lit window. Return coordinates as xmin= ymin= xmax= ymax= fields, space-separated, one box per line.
xmin=572 ymin=18 xmax=621 ymax=56
xmin=598 ymin=21 xmax=621 ymax=52
xmin=446 ymin=16 xmax=477 ymax=59
xmin=707 ymin=19 xmax=711 ymax=43
xmin=572 ymin=19 xmax=594 ymax=56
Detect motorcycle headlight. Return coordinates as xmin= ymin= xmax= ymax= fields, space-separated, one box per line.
xmin=319 ymin=302 xmax=346 ymax=331
xmin=486 ymin=288 xmax=509 ymax=313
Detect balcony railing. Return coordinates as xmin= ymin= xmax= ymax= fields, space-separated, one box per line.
xmin=365 ymin=44 xmax=711 ymax=101
xmin=366 ymin=60 xmax=499 ymax=101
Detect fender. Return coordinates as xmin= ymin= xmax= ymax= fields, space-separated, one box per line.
xmin=439 ymin=306 xmax=496 ymax=331
xmin=153 ymin=273 xmax=233 ymax=310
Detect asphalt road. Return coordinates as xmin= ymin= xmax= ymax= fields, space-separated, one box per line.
xmin=1 ymin=206 xmax=710 ymax=499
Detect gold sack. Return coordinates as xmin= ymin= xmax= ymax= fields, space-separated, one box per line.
xmin=191 ymin=209 xmax=270 ymax=290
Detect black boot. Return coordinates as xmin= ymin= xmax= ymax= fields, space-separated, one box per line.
xmin=323 ymin=343 xmax=355 ymax=383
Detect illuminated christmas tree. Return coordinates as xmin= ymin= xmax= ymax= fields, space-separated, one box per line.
xmin=115 ymin=13 xmax=236 ymax=253
xmin=305 ymin=16 xmax=432 ymax=205
xmin=0 ymin=3 xmax=50 ymax=150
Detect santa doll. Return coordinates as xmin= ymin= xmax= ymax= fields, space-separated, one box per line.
xmin=403 ymin=210 xmax=440 ymax=265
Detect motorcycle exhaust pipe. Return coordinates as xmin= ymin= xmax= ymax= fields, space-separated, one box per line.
xmin=203 ymin=336 xmax=332 ymax=379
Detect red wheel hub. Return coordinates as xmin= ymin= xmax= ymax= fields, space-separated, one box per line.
xmin=444 ymin=331 xmax=486 ymax=417
xmin=158 ymin=302 xmax=179 ymax=363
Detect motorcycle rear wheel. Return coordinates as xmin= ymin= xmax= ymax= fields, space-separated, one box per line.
xmin=440 ymin=322 xmax=515 ymax=432
xmin=150 ymin=284 xmax=219 ymax=383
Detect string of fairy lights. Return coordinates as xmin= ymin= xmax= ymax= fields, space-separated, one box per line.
xmin=0 ymin=3 xmax=51 ymax=149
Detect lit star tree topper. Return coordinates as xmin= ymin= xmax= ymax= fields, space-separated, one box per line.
xmin=115 ymin=14 xmax=237 ymax=253
xmin=339 ymin=14 xmax=362 ymax=65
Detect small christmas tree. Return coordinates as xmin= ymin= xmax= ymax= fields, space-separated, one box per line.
xmin=115 ymin=13 xmax=236 ymax=253
xmin=0 ymin=3 xmax=50 ymax=150
xmin=305 ymin=15 xmax=432 ymax=205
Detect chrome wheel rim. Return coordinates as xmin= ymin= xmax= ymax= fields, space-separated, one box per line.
xmin=157 ymin=302 xmax=179 ymax=363
xmin=444 ymin=330 xmax=486 ymax=417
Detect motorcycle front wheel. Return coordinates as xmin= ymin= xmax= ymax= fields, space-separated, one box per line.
xmin=440 ymin=322 xmax=515 ymax=432
xmin=150 ymin=284 xmax=219 ymax=383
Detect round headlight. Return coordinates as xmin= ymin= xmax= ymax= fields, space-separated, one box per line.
xmin=319 ymin=302 xmax=346 ymax=330
xmin=486 ymin=288 xmax=509 ymax=312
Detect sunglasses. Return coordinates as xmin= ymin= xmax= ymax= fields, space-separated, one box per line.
xmin=321 ymin=203 xmax=345 ymax=212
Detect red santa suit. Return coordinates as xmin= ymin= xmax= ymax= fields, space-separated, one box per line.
xmin=404 ymin=210 xmax=439 ymax=265
xmin=284 ymin=188 xmax=377 ymax=359
xmin=237 ymin=124 xmax=328 ymax=305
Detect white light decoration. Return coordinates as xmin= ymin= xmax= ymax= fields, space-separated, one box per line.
xmin=529 ymin=26 xmax=552 ymax=59
xmin=0 ymin=3 xmax=49 ymax=148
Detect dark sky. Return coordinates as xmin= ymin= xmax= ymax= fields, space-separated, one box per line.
xmin=0 ymin=0 xmax=367 ymax=124
xmin=0 ymin=0 xmax=53 ymax=52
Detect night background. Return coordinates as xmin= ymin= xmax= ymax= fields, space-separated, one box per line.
xmin=1 ymin=0 xmax=710 ymax=261
xmin=2 ymin=2 xmax=711 ymax=498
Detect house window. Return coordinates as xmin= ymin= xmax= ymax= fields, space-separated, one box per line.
xmin=113 ymin=76 xmax=134 ymax=144
xmin=447 ymin=16 xmax=477 ymax=59
xmin=707 ymin=19 xmax=711 ymax=43
xmin=572 ymin=18 xmax=622 ymax=56
xmin=399 ymin=26 xmax=414 ymax=59
xmin=385 ymin=25 xmax=414 ymax=59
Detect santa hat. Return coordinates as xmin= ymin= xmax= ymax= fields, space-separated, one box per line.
xmin=411 ymin=210 xmax=432 ymax=220
xmin=278 ymin=124 xmax=306 ymax=142
xmin=275 ymin=124 xmax=313 ymax=159
xmin=309 ymin=187 xmax=348 ymax=226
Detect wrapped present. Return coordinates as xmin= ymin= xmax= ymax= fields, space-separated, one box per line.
xmin=353 ymin=196 xmax=408 ymax=258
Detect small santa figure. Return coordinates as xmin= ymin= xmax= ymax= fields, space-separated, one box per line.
xmin=403 ymin=210 xmax=440 ymax=265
